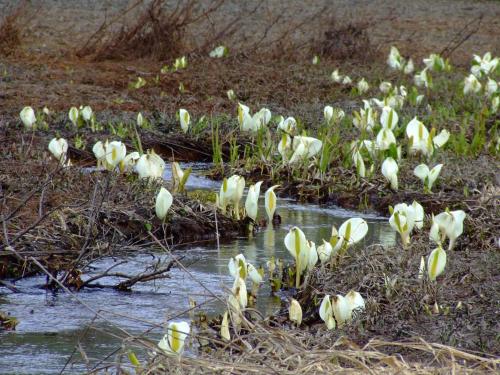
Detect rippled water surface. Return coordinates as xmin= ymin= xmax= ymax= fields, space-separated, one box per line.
xmin=0 ymin=164 xmax=395 ymax=374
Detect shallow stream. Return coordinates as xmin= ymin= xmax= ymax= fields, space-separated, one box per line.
xmin=0 ymin=164 xmax=395 ymax=374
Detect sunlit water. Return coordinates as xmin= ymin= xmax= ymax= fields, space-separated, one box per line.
xmin=0 ymin=163 xmax=395 ymax=374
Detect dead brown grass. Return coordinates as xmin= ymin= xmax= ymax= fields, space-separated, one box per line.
xmin=0 ymin=3 xmax=26 ymax=56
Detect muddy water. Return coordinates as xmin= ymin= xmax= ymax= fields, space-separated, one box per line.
xmin=0 ymin=164 xmax=395 ymax=374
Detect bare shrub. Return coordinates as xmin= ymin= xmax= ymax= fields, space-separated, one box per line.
xmin=314 ymin=18 xmax=375 ymax=61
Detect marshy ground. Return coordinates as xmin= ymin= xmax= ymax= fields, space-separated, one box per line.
xmin=1 ymin=1 xmax=499 ymax=374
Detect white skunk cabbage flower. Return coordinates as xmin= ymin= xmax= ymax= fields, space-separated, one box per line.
xmin=345 ymin=291 xmax=365 ymax=320
xmin=319 ymin=295 xmax=336 ymax=330
xmin=237 ymin=103 xmax=250 ymax=128
xmin=264 ymin=185 xmax=279 ymax=223
xmin=381 ymin=157 xmax=399 ymax=190
xmin=312 ymin=55 xmax=320 ymax=65
xmin=245 ymin=181 xmax=263 ymax=222
xmin=221 ymin=311 xmax=230 ymax=341
xmin=306 ymin=240 xmax=318 ymax=271
xmin=226 ymin=89 xmax=237 ymax=101
xmin=412 ymin=201 xmax=425 ymax=230
xmin=136 ymin=151 xmax=166 ymax=179
xmin=105 ymin=141 xmax=126 ymax=169
xmin=209 ymin=45 xmax=228 ymax=58
xmin=379 ymin=81 xmax=392 ymax=94
xmin=492 ymin=96 xmax=500 ymax=113
xmin=81 ymin=106 xmax=93 ymax=122
xmin=423 ymin=53 xmax=446 ymax=72
xmin=389 ymin=202 xmax=418 ymax=247
xmin=380 ymin=106 xmax=398 ymax=130
xmin=92 ymin=141 xmax=106 ymax=167
xmin=289 ymin=136 xmax=322 ymax=164
xmin=418 ymin=256 xmax=426 ymax=279
xmin=278 ymin=134 xmax=292 ymax=161
xmin=158 ymin=321 xmax=190 ymax=355
xmin=342 ymin=76 xmax=352 ymax=85
xmin=486 ymin=78 xmax=498 ymax=97
xmin=317 ymin=240 xmax=333 ymax=264
xmin=254 ymin=107 xmax=272 ymax=127
xmin=357 ymin=78 xmax=369 ymax=94
xmin=331 ymin=69 xmax=342 ymax=83
xmin=353 ymin=101 xmax=376 ymax=131
xmin=232 ymin=277 xmax=248 ymax=308
xmin=387 ymin=46 xmax=404 ymax=70
xmin=228 ymin=254 xmax=247 ymax=280
xmin=429 ymin=214 xmax=441 ymax=245
xmin=20 ymin=106 xmax=36 ymax=128
xmin=414 ymin=163 xmax=443 ymax=192
xmin=427 ymin=246 xmax=447 ymax=281
xmin=471 ymin=52 xmax=499 ymax=77
xmin=179 ymin=108 xmax=190 ymax=133
xmin=48 ymin=138 xmax=68 ymax=162
xmin=289 ymin=298 xmax=302 ymax=326
xmin=123 ymin=152 xmax=140 ymax=172
xmin=171 ymin=162 xmax=184 ymax=187
xmin=137 ymin=112 xmax=144 ymax=127
xmin=278 ymin=116 xmax=297 ymax=134
xmin=284 ymin=227 xmax=310 ymax=287
xmin=331 ymin=218 xmax=369 ymax=253
xmin=222 ymin=175 xmax=245 ymax=220
xmin=406 ymin=118 xmax=449 ymax=156
xmin=376 ymin=128 xmax=396 ymax=150
xmin=352 ymin=150 xmax=365 ymax=178
xmin=414 ymin=68 xmax=430 ymax=88
xmin=463 ymin=74 xmax=482 ymax=95
xmin=155 ymin=187 xmax=173 ymax=221
xmin=247 ymin=263 xmax=262 ymax=284
xmin=404 ymin=58 xmax=414 ymax=74
xmin=68 ymin=107 xmax=79 ymax=126
xmin=332 ymin=294 xmax=351 ymax=327
xmin=324 ymin=105 xmax=334 ymax=124
xmin=433 ymin=210 xmax=466 ymax=250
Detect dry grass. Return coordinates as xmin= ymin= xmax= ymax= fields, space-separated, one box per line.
xmin=131 ymin=320 xmax=499 ymax=374
xmin=0 ymin=2 xmax=26 ymax=56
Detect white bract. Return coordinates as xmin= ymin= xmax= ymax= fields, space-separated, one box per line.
xmin=81 ymin=106 xmax=93 ymax=122
xmin=331 ymin=218 xmax=368 ymax=253
xmin=423 ymin=53 xmax=446 ymax=72
xmin=324 ymin=105 xmax=333 ymax=124
xmin=376 ymin=128 xmax=396 ymax=151
xmin=179 ymin=109 xmax=190 ymax=133
xmin=92 ymin=141 xmax=106 ymax=167
xmin=404 ymin=58 xmax=414 ymax=74
xmin=48 ymin=138 xmax=68 ymax=163
xmin=353 ymin=100 xmax=376 ymax=131
xmin=220 ymin=175 xmax=245 ymax=219
xmin=414 ymin=163 xmax=443 ymax=191
xmin=379 ymin=81 xmax=392 ymax=94
xmin=289 ymin=299 xmax=302 ymax=326
xmin=232 ymin=277 xmax=248 ymax=308
xmin=155 ymin=187 xmax=173 ymax=221
xmin=278 ymin=134 xmax=292 ymax=160
xmin=357 ymin=78 xmax=369 ymax=94
xmin=228 ymin=254 xmax=247 ymax=280
xmin=331 ymin=69 xmax=342 ymax=83
xmin=123 ymin=152 xmax=140 ymax=172
xmin=289 ymin=136 xmax=322 ymax=164
xmin=317 ymin=239 xmax=334 ymax=264
xmin=209 ymin=45 xmax=228 ymax=58
xmin=319 ymin=292 xmax=365 ymax=329
xmin=427 ymin=246 xmax=447 ymax=281
xmin=105 ymin=141 xmax=127 ymax=170
xmin=463 ymin=74 xmax=482 ymax=95
xmin=486 ymin=78 xmax=498 ymax=97
xmin=136 ymin=151 xmax=166 ymax=179
xmin=406 ymin=117 xmax=449 ymax=156
xmin=389 ymin=202 xmax=424 ymax=247
xmin=158 ymin=321 xmax=190 ymax=355
xmin=20 ymin=106 xmax=36 ymax=128
xmin=278 ymin=116 xmax=297 ymax=134
xmin=432 ymin=210 xmax=466 ymax=250
xmin=69 ymin=107 xmax=79 ymax=126
xmin=381 ymin=157 xmax=398 ymax=190
xmin=380 ymin=106 xmax=398 ymax=130
xmin=414 ymin=68 xmax=430 ymax=88
xmin=471 ymin=52 xmax=499 ymax=77
xmin=387 ymin=46 xmax=404 ymax=70
xmin=284 ymin=227 xmax=310 ymax=287
xmin=245 ymin=181 xmax=263 ymax=222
